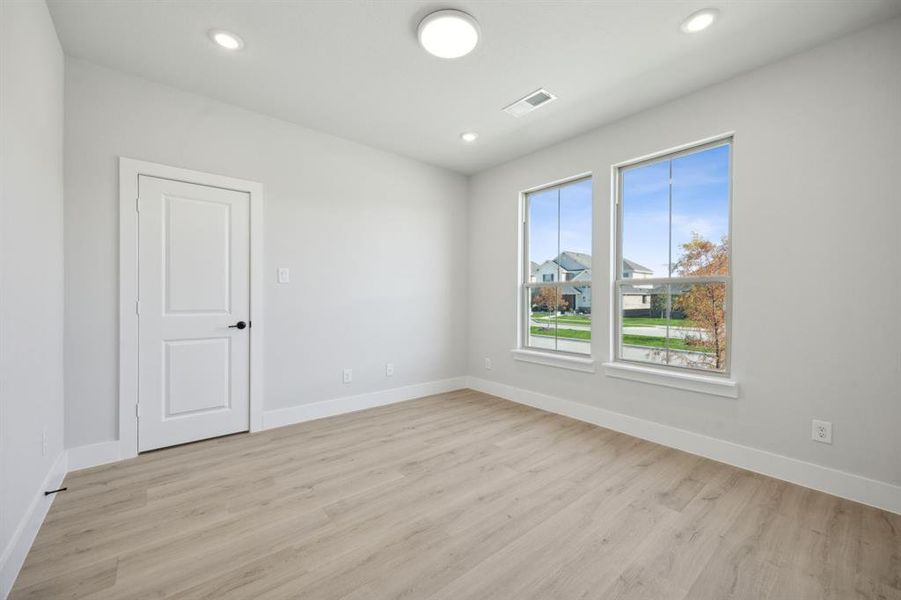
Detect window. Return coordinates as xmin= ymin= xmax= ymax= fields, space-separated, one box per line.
xmin=521 ymin=176 xmax=592 ymax=356
xmin=614 ymin=139 xmax=731 ymax=373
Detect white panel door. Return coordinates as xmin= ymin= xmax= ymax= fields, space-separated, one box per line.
xmin=138 ymin=175 xmax=250 ymax=452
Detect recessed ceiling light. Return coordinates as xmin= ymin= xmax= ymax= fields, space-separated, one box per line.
xmin=209 ymin=29 xmax=244 ymax=50
xmin=680 ymin=8 xmax=718 ymax=33
xmin=418 ymin=9 xmax=480 ymax=59
xmin=460 ymin=132 xmax=479 ymax=142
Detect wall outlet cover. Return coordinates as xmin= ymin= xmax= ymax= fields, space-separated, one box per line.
xmin=812 ymin=419 xmax=833 ymax=444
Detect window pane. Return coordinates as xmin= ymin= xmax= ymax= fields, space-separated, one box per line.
xmin=528 ymin=286 xmax=557 ymax=351
xmin=619 ymin=283 xmax=670 ymax=367
xmin=616 ymin=141 xmax=731 ymax=373
xmin=528 ymin=286 xmax=590 ymax=355
xmin=528 ymin=187 xmax=559 ymax=283
xmin=671 ymin=144 xmax=730 ymax=276
xmin=622 ymin=160 xmax=669 ymax=278
xmin=619 ymin=282 xmax=727 ymax=372
xmin=670 ymin=281 xmax=727 ymax=372
xmin=559 ymin=178 xmax=592 ymax=323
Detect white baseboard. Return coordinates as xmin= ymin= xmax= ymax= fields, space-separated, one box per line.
xmin=67 ymin=440 xmax=122 ymax=472
xmin=262 ymin=377 xmax=468 ymax=430
xmin=63 ymin=378 xmax=469 ymax=472
xmin=466 ymin=376 xmax=901 ymax=515
xmin=0 ymin=451 xmax=68 ymax=599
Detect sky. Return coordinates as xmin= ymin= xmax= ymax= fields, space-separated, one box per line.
xmin=529 ymin=177 xmax=592 ymax=267
xmin=529 ymin=144 xmax=730 ymax=277
xmin=622 ymin=143 xmax=730 ymax=276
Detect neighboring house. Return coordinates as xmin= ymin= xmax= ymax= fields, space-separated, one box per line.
xmin=531 ymin=251 xmax=592 ymax=311
xmin=621 ymin=258 xmax=656 ymax=313
xmin=622 ymin=258 xmax=653 ymax=279
xmin=530 ymin=251 xmax=656 ymax=313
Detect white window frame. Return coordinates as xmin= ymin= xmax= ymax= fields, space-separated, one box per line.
xmin=516 ymin=173 xmax=594 ymax=368
xmin=610 ymin=134 xmax=735 ymax=385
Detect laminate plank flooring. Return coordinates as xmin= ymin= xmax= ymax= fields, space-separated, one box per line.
xmin=11 ymin=389 xmax=901 ymax=599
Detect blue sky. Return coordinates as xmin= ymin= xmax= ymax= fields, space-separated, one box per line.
xmin=529 ymin=177 xmax=592 ymax=267
xmin=623 ymin=144 xmax=730 ymax=275
xmin=529 ymin=144 xmax=729 ymax=277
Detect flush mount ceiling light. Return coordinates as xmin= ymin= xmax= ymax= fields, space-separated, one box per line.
xmin=680 ymin=8 xmax=719 ymax=33
xmin=460 ymin=132 xmax=479 ymax=142
xmin=418 ymin=9 xmax=480 ymax=59
xmin=209 ymin=29 xmax=244 ymax=50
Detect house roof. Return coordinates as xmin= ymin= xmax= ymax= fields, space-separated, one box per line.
xmin=622 ymin=258 xmax=653 ymax=274
xmin=557 ymin=251 xmax=592 ymax=271
xmin=534 ymin=252 xmax=652 ymax=276
xmin=571 ymin=270 xmax=590 ymax=281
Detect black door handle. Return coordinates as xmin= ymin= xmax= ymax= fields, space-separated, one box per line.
xmin=228 ymin=321 xmax=248 ymax=330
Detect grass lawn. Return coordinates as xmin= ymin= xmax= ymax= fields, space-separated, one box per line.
xmin=531 ymin=315 xmax=698 ymax=328
xmin=531 ymin=326 xmax=712 ymax=353
xmin=622 ymin=317 xmax=697 ymax=328
xmin=622 ymin=334 xmax=711 ymax=353
xmin=530 ymin=326 xmax=591 ymax=340
xmin=531 ymin=313 xmax=591 ymax=325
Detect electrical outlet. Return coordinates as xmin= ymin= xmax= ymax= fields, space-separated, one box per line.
xmin=342 ymin=368 xmax=352 ymax=384
xmin=812 ymin=419 xmax=832 ymax=444
xmin=484 ymin=357 xmax=492 ymax=370
xmin=385 ymin=363 xmax=394 ymax=377
xmin=42 ymin=428 xmax=47 ymax=456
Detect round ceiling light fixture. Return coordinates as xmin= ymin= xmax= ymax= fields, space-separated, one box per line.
xmin=460 ymin=131 xmax=479 ymax=143
xmin=209 ymin=29 xmax=244 ymax=50
xmin=680 ymin=8 xmax=719 ymax=33
xmin=418 ymin=9 xmax=480 ymax=59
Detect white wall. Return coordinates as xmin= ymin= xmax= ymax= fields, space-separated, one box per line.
xmin=0 ymin=1 xmax=66 ymax=594
xmin=468 ymin=19 xmax=901 ymax=488
xmin=64 ymin=59 xmax=468 ymax=448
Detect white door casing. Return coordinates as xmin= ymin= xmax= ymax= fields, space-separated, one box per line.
xmin=120 ymin=158 xmax=263 ymax=459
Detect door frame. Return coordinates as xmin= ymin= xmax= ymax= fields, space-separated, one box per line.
xmin=118 ymin=157 xmax=264 ymax=459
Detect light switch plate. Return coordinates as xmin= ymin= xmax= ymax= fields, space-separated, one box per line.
xmin=277 ymin=267 xmax=290 ymax=284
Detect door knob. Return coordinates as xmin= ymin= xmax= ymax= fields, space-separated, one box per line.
xmin=228 ymin=321 xmax=248 ymax=330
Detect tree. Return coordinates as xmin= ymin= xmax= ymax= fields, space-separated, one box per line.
xmin=532 ymin=287 xmax=570 ymax=314
xmin=675 ymin=234 xmax=728 ymax=278
xmin=650 ymin=291 xmax=668 ymax=318
xmin=673 ymin=234 xmax=728 ymax=370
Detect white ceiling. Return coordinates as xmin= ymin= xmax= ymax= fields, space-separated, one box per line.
xmin=47 ymin=0 xmax=901 ymax=174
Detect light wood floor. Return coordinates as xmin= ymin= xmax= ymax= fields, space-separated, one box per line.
xmin=12 ymin=389 xmax=901 ymax=599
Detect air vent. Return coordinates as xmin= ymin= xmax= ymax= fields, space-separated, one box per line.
xmin=502 ymin=88 xmax=557 ymax=117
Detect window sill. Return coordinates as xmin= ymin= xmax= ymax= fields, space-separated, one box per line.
xmin=602 ymin=362 xmax=738 ymax=398
xmin=511 ymin=349 xmax=596 ymax=373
